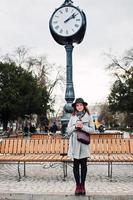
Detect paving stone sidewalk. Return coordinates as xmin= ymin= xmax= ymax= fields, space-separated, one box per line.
xmin=0 ymin=162 xmax=133 ymax=199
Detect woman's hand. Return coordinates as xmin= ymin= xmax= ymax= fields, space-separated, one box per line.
xmin=75 ymin=121 xmax=83 ymax=129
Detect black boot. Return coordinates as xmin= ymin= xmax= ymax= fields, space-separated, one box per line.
xmin=75 ymin=184 xmax=81 ymax=196
xmin=80 ymin=183 xmax=86 ymax=195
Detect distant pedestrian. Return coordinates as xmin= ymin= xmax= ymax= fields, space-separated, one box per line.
xmin=24 ymin=124 xmax=29 ymax=136
xmin=67 ymin=98 xmax=94 ymax=196
xmin=93 ymin=119 xmax=97 ymax=130
xmin=30 ymin=124 xmax=36 ymax=134
xmin=50 ymin=122 xmax=58 ymax=134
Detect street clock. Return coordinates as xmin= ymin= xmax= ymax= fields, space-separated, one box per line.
xmin=49 ymin=1 xmax=86 ymax=45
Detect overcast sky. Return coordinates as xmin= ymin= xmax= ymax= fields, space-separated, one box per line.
xmin=0 ymin=0 xmax=133 ymax=110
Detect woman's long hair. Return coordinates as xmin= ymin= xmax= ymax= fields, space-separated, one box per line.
xmin=72 ymin=105 xmax=90 ymax=116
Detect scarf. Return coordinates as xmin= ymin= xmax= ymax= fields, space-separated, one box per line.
xmin=76 ymin=111 xmax=85 ymax=120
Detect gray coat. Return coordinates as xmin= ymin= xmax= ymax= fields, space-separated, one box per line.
xmin=67 ymin=112 xmax=94 ymax=159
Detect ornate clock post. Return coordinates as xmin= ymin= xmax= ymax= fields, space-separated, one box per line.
xmin=49 ymin=0 xmax=86 ymax=134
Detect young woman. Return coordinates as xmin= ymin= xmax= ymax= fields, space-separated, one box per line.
xmin=67 ymin=98 xmax=94 ymax=196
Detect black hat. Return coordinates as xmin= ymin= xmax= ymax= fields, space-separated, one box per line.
xmin=72 ymin=98 xmax=88 ymax=107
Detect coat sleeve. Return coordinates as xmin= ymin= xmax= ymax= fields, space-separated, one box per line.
xmin=66 ymin=116 xmax=76 ymax=136
xmin=82 ymin=116 xmax=95 ymax=134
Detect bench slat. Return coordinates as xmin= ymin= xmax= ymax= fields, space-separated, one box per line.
xmin=51 ymin=139 xmax=55 ymax=153
xmin=130 ymin=139 xmax=133 ymax=154
xmin=21 ymin=139 xmax=26 ymax=154
xmin=63 ymin=139 xmax=68 ymax=155
xmin=29 ymin=140 xmax=34 ymax=153
xmin=54 ymin=138 xmax=62 ymax=154
xmin=13 ymin=139 xmax=18 ymax=154
xmin=37 ymin=139 xmax=43 ymax=154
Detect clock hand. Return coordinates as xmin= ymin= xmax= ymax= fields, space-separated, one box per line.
xmin=64 ymin=13 xmax=78 ymax=23
xmin=73 ymin=13 xmax=78 ymax=18
xmin=64 ymin=15 xmax=73 ymax=23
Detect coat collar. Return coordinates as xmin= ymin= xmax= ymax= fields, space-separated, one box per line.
xmin=74 ymin=112 xmax=90 ymax=122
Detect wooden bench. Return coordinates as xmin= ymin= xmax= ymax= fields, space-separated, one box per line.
xmin=31 ymin=133 xmax=52 ymax=139
xmin=31 ymin=133 xmax=63 ymax=139
xmin=0 ymin=138 xmax=66 ymax=181
xmin=90 ymin=132 xmax=123 ymax=139
xmin=90 ymin=138 xmax=133 ymax=177
xmin=31 ymin=133 xmax=123 ymax=140
xmin=0 ymin=138 xmax=133 ymax=181
xmin=61 ymin=138 xmax=133 ymax=178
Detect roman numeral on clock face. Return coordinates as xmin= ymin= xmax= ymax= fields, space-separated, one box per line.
xmin=60 ymin=29 xmax=63 ymax=33
xmin=65 ymin=7 xmax=68 ymax=12
xmin=71 ymin=9 xmax=74 ymax=13
xmin=55 ymin=25 xmax=59 ymax=30
xmin=75 ymin=24 xmax=79 ymax=28
xmin=66 ymin=30 xmax=68 ymax=35
xmin=53 ymin=21 xmax=58 ymax=24
xmin=59 ymin=10 xmax=63 ymax=14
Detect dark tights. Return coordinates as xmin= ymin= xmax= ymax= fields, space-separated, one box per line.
xmin=73 ymin=158 xmax=87 ymax=185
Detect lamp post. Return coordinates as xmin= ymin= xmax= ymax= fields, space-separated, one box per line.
xmin=49 ymin=0 xmax=87 ymax=134
xmin=61 ymin=43 xmax=75 ymax=134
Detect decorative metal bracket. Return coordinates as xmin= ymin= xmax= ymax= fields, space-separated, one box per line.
xmin=62 ymin=0 xmax=73 ymax=6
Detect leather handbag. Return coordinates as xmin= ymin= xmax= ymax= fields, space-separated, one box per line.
xmin=77 ymin=130 xmax=90 ymax=145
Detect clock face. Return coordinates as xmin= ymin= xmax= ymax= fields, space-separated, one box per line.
xmin=51 ymin=6 xmax=82 ymax=37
